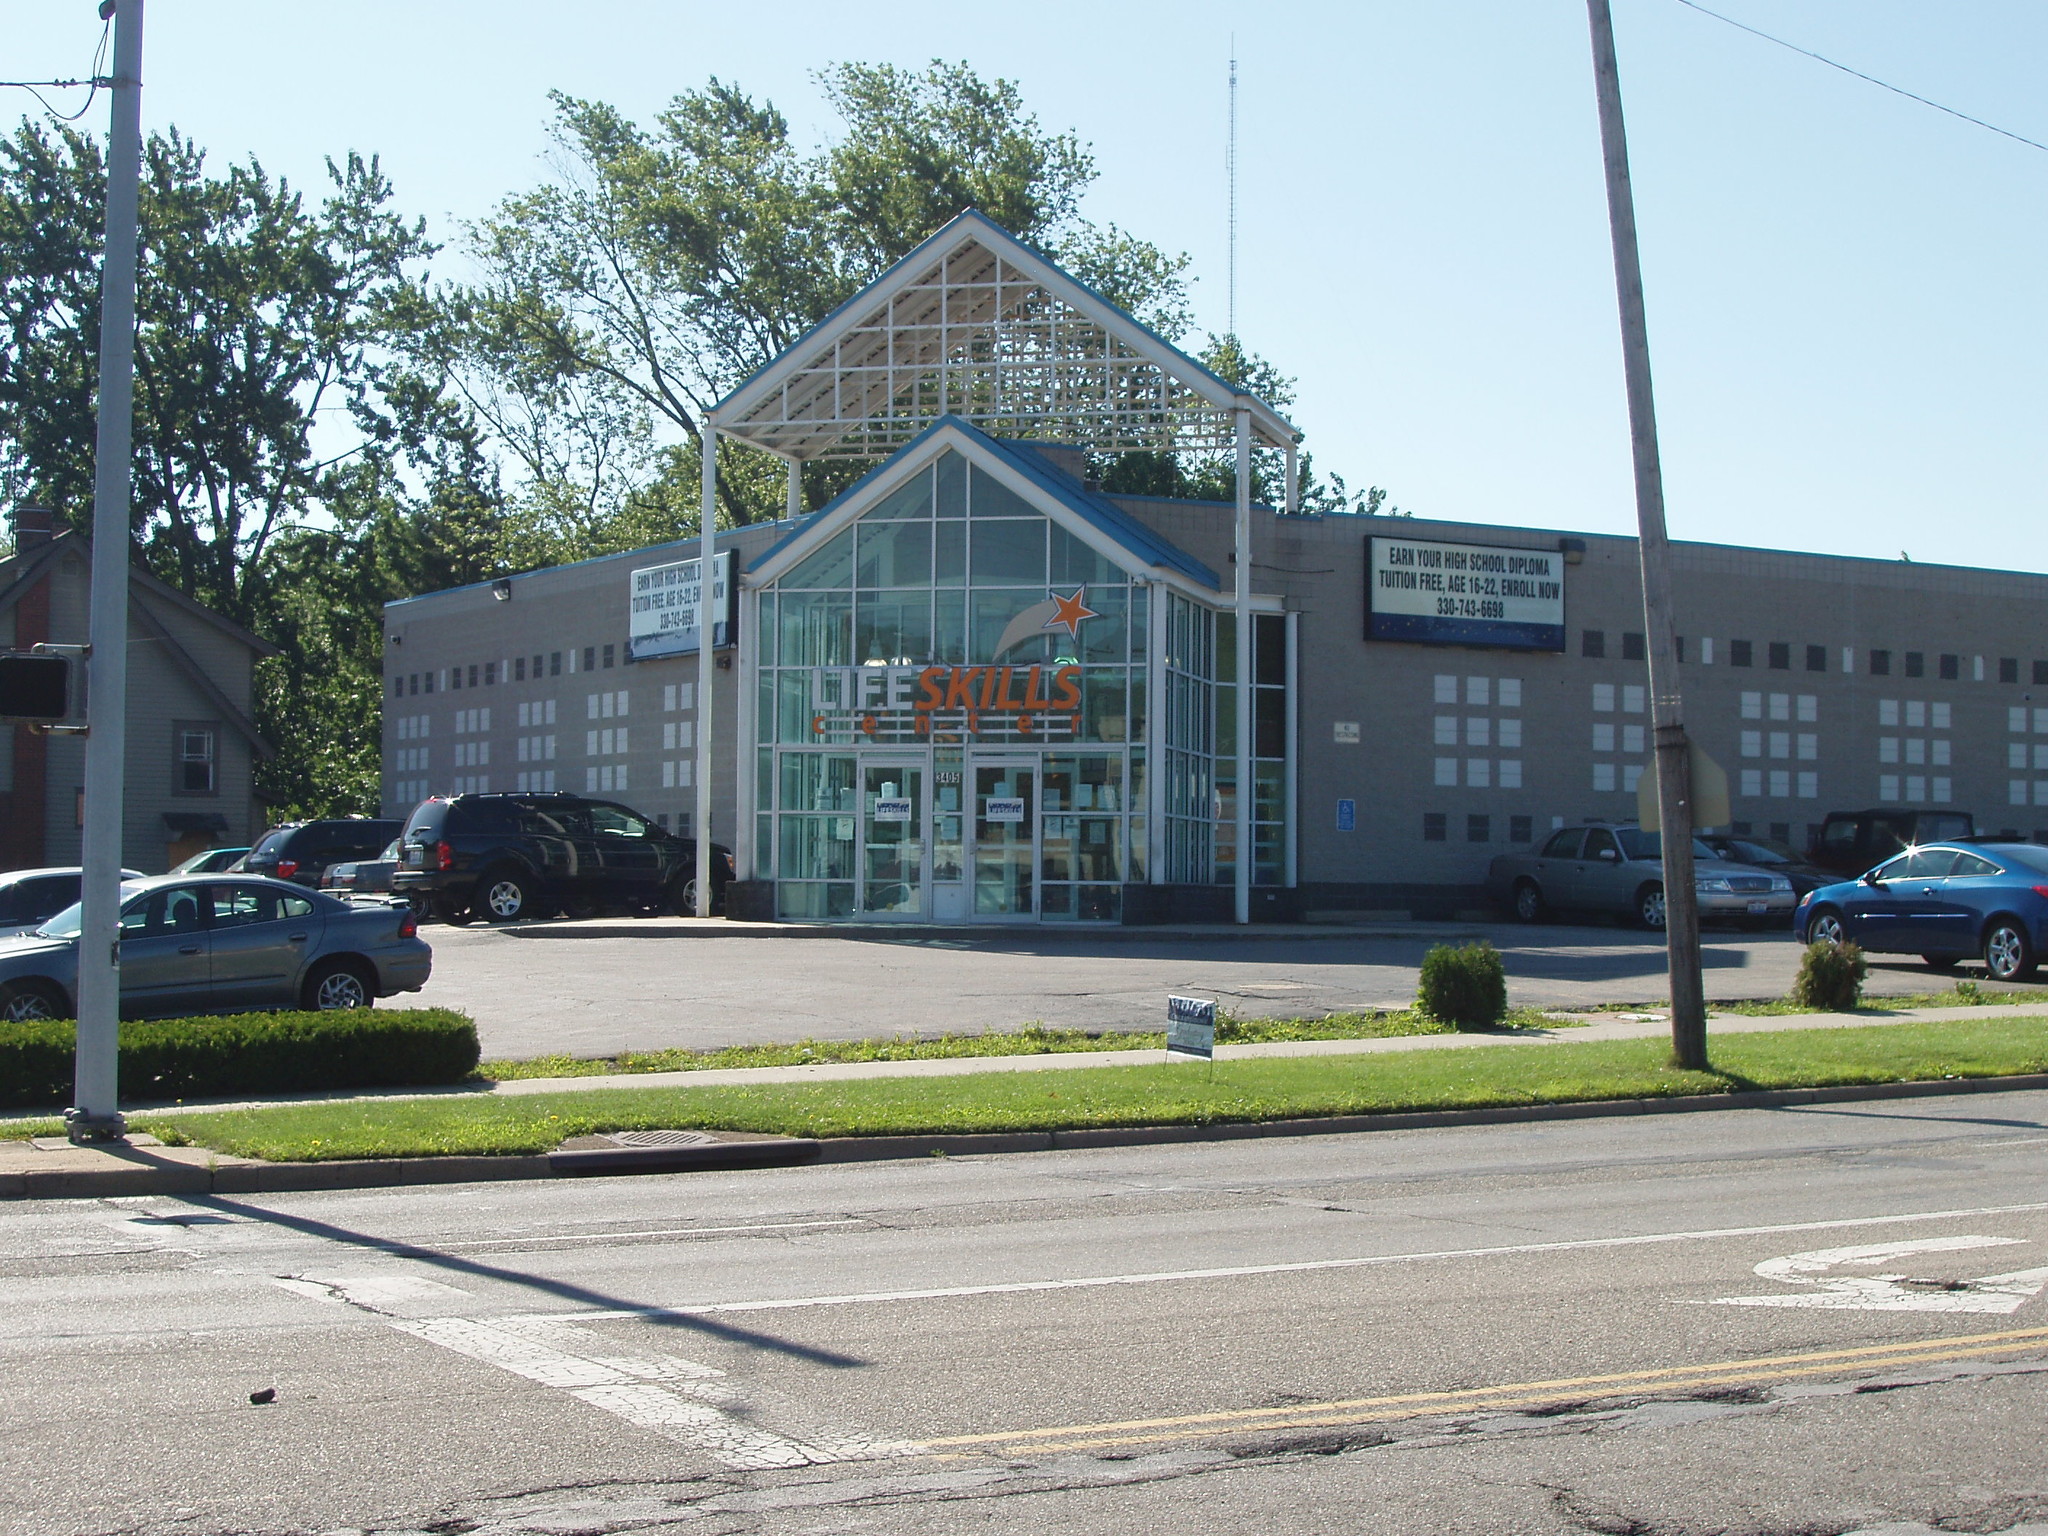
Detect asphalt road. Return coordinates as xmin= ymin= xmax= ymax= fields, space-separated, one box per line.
xmin=404 ymin=919 xmax=2031 ymax=1060
xmin=5 ymin=1094 xmax=2047 ymax=1534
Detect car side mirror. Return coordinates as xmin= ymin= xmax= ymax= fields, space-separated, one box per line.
xmin=1861 ymin=872 xmax=1883 ymax=886
xmin=1599 ymin=849 xmax=1618 ymax=862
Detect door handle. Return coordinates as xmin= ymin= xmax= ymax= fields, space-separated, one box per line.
xmin=178 ymin=944 xmax=201 ymax=955
xmin=287 ymin=933 xmax=309 ymax=942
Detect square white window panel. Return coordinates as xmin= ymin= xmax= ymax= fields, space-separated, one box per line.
xmin=1498 ymin=679 xmax=1522 ymax=707
xmin=1796 ymin=695 xmax=1818 ymax=722
xmin=1623 ymin=724 xmax=1645 ymax=754
xmin=1622 ymin=685 xmax=1645 ymax=714
xmin=1466 ymin=718 xmax=1490 ymax=747
xmin=1932 ymin=777 xmax=1952 ymax=804
xmin=1466 ymin=677 xmax=1490 ymax=707
xmin=1498 ymin=718 xmax=1523 ymax=748
xmin=1593 ymin=684 xmax=1615 ymax=712
xmin=1768 ymin=694 xmax=1790 ymax=721
xmin=1797 ymin=734 xmax=1817 ymax=761
xmin=1741 ymin=731 xmax=1762 ymax=758
xmin=1593 ymin=763 xmax=1616 ymax=792
xmin=1593 ymin=723 xmax=1616 ymax=752
xmin=1740 ymin=692 xmax=1763 ymax=720
xmin=1741 ymin=769 xmax=1763 ymax=797
xmin=1880 ymin=774 xmax=1900 ymax=801
xmin=1466 ymin=759 xmax=1491 ymax=788
xmin=1434 ymin=716 xmax=1458 ymax=745
xmin=1769 ymin=770 xmax=1791 ymax=797
xmin=1879 ymin=699 xmax=1900 ymax=726
xmin=1499 ymin=759 xmax=1523 ymax=789
xmin=1797 ymin=771 xmax=1818 ymax=799
xmin=1434 ymin=757 xmax=1458 ymax=787
xmin=1434 ymin=674 xmax=1458 ymax=704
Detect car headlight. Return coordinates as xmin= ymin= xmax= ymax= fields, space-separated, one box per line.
xmin=1769 ymin=876 xmax=1792 ymax=892
xmin=1695 ymin=878 xmax=1732 ymax=894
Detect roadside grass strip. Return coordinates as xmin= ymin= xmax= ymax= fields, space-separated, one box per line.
xmin=920 ymin=1326 xmax=2048 ymax=1457
xmin=1633 ymin=983 xmax=2048 ymax=1018
xmin=82 ymin=1016 xmax=2048 ymax=1163
xmin=476 ymin=1006 xmax=1567 ymax=1082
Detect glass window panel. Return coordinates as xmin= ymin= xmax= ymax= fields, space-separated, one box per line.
xmin=1040 ymin=882 xmax=1075 ymax=917
xmin=972 ymin=590 xmax=1055 ymax=663
xmin=1127 ymin=584 xmax=1150 ymax=662
xmin=1215 ymin=613 xmax=1237 ymax=684
xmin=1216 ymin=687 xmax=1237 ymax=756
xmin=1254 ymin=687 xmax=1285 ymax=759
xmin=855 ymin=593 xmax=933 ymax=665
xmin=935 ymin=450 xmax=966 ymax=518
xmin=1084 ymin=670 xmax=1128 ymax=743
xmin=867 ymin=469 xmax=932 ymax=520
xmin=1128 ymin=816 xmax=1147 ymax=882
xmin=934 ymin=518 xmax=966 ymax=587
xmin=970 ymin=520 xmax=1048 ymax=586
xmin=781 ymin=752 xmax=856 ymax=811
xmin=970 ymin=464 xmax=1037 ymax=517
xmin=778 ymin=590 xmax=852 ymax=667
xmin=934 ymin=590 xmax=967 ymax=664
xmin=1051 ymin=525 xmax=1127 ymax=586
xmin=1127 ymin=672 xmax=1147 ymax=744
xmin=756 ymin=592 xmax=776 ymax=666
xmin=778 ymin=882 xmax=856 ymax=920
xmin=1076 ymin=885 xmax=1121 ymax=922
xmin=1079 ymin=585 xmax=1128 ymax=663
xmin=781 ymin=529 xmax=853 ymax=589
xmin=1253 ymin=761 xmax=1285 ymax=820
xmin=856 ymin=520 xmax=931 ymax=587
xmin=779 ymin=813 xmax=856 ymax=880
xmin=775 ymin=672 xmax=812 ymax=743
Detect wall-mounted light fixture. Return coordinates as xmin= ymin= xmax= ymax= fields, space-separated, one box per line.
xmin=491 ymin=579 xmax=513 ymax=601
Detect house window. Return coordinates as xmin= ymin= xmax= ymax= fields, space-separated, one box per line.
xmin=550 ymin=651 xmax=563 ymax=677
xmin=1939 ymin=653 xmax=1959 ymax=681
xmin=515 ymin=657 xmax=526 ymax=682
xmin=603 ymin=643 xmax=616 ymax=669
xmin=1468 ymin=814 xmax=1490 ymax=843
xmin=1729 ymin=640 xmax=1754 ymax=667
xmin=484 ymin=661 xmax=497 ymax=686
xmin=1871 ymin=649 xmax=1892 ymax=676
xmin=1422 ymin=813 xmax=1446 ymax=842
xmin=1509 ymin=814 xmax=1532 ymax=845
xmin=1806 ymin=645 xmax=1827 ymax=672
xmin=1621 ymin=632 xmax=1645 ymax=661
xmin=468 ymin=664 xmax=480 ymax=687
xmin=584 ymin=646 xmax=596 ymax=672
xmin=1582 ymin=630 xmax=1605 ymax=659
xmin=1904 ymin=652 xmax=1924 ymax=678
xmin=173 ymin=722 xmax=218 ymax=796
xmin=1768 ymin=642 xmax=1790 ymax=670
xmin=2001 ymin=658 xmax=2019 ymax=684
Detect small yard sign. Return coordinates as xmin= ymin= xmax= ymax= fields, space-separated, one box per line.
xmin=1166 ymin=995 xmax=1217 ymax=1060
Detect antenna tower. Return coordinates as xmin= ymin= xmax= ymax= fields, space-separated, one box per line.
xmin=1227 ymin=40 xmax=1238 ymax=341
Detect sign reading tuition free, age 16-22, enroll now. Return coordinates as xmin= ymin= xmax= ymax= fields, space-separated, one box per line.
xmin=1367 ymin=536 xmax=1565 ymax=651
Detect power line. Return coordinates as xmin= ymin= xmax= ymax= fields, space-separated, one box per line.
xmin=1670 ymin=0 xmax=2048 ymax=156
xmin=1 ymin=13 xmax=114 ymax=123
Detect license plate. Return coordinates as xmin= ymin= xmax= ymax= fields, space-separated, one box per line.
xmin=1747 ymin=901 xmax=1770 ymax=914
xmin=404 ymin=848 xmax=424 ymax=868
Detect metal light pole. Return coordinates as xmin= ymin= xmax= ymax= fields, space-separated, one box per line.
xmin=693 ymin=428 xmax=716 ymax=917
xmin=68 ymin=0 xmax=145 ymax=1142
xmin=1232 ymin=406 xmax=1252 ymax=925
xmin=1585 ymin=0 xmax=1708 ymax=1069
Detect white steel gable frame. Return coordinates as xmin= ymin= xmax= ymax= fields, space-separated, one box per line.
xmin=692 ymin=210 xmax=1296 ymax=924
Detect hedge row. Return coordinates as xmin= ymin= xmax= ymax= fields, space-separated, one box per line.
xmin=0 ymin=1008 xmax=480 ymax=1109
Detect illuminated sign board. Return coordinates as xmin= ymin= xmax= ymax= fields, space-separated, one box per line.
xmin=629 ymin=551 xmax=734 ymax=661
xmin=1366 ymin=536 xmax=1565 ymax=650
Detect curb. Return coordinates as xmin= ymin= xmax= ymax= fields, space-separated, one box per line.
xmin=5 ymin=1071 xmax=2045 ymax=1200
xmin=495 ymin=920 xmax=1488 ymax=944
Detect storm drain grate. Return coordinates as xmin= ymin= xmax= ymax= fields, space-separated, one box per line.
xmin=606 ymin=1130 xmax=719 ymax=1149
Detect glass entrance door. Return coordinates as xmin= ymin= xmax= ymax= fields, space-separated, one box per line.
xmin=859 ymin=763 xmax=925 ymax=918
xmin=972 ymin=760 xmax=1036 ymax=918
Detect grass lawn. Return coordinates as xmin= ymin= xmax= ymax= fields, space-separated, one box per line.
xmin=59 ymin=1015 xmax=2048 ymax=1163
xmin=475 ymin=1006 xmax=1571 ymax=1081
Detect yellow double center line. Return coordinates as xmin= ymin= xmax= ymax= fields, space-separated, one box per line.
xmin=921 ymin=1326 xmax=2048 ymax=1458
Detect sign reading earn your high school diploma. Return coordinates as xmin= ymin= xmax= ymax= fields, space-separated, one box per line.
xmin=628 ymin=551 xmax=735 ymax=661
xmin=1166 ymin=995 xmax=1217 ymax=1061
xmin=1366 ymin=536 xmax=1565 ymax=651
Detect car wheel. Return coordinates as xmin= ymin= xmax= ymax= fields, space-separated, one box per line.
xmin=1983 ymin=920 xmax=2035 ymax=983
xmin=480 ymin=871 xmax=535 ymax=923
xmin=1635 ymin=883 xmax=1667 ymax=931
xmin=1512 ymin=881 xmax=1547 ymax=924
xmin=1807 ymin=909 xmax=1846 ymax=947
xmin=1920 ymin=954 xmax=1961 ymax=972
xmin=301 ymin=959 xmax=374 ymax=1011
xmin=0 ymin=980 xmax=68 ymax=1022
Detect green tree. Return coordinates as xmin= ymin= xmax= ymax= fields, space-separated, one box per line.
xmin=0 ymin=119 xmax=432 ymax=622
xmin=444 ymin=61 xmax=1195 ymax=539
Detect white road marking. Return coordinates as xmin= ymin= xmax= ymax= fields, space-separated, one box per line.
xmin=273 ymin=1275 xmax=471 ymax=1307
xmin=1712 ymin=1236 xmax=2048 ymax=1313
xmin=503 ymin=1199 xmax=2048 ymax=1324
xmin=388 ymin=1315 xmax=917 ymax=1469
xmin=432 ymin=1219 xmax=860 ymax=1250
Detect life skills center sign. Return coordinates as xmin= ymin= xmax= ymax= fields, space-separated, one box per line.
xmin=629 ymin=551 xmax=735 ymax=661
xmin=1366 ymin=536 xmax=1565 ymax=651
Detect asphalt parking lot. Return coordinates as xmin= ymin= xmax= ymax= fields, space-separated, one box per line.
xmin=404 ymin=918 xmax=2025 ymax=1062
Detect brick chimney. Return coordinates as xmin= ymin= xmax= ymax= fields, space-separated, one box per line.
xmin=11 ymin=506 xmax=55 ymax=550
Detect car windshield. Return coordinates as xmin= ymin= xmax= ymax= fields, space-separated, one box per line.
xmin=1723 ymin=838 xmax=1796 ymax=865
xmin=1615 ymin=829 xmax=1718 ymax=861
xmin=35 ymin=881 xmax=146 ymax=939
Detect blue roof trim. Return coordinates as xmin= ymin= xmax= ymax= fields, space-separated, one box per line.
xmin=746 ymin=415 xmax=1222 ymax=591
xmin=710 ymin=210 xmax=1275 ymax=428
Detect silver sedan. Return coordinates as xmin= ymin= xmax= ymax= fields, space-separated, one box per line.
xmin=0 ymin=875 xmax=433 ymax=1021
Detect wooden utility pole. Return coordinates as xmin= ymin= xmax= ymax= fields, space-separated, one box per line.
xmin=1585 ymin=0 xmax=1709 ymax=1068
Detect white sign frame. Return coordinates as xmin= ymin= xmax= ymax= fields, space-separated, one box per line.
xmin=629 ymin=550 xmax=734 ymax=661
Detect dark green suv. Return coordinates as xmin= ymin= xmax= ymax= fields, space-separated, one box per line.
xmin=391 ymin=792 xmax=732 ymax=923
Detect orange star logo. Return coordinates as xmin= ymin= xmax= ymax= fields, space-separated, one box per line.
xmin=1045 ymin=587 xmax=1098 ymax=639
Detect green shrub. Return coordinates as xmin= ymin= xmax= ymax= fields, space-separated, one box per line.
xmin=0 ymin=1008 xmax=479 ymax=1109
xmin=1417 ymin=941 xmax=1508 ymax=1027
xmin=1792 ymin=941 xmax=1867 ymax=1011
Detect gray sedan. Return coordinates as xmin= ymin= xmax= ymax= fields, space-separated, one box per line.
xmin=0 ymin=875 xmax=432 ymax=1022
xmin=1488 ymin=823 xmax=1796 ymax=929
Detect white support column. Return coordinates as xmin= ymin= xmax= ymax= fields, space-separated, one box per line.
xmin=1233 ymin=406 xmax=1253 ymax=926
xmin=1284 ymin=440 xmax=1299 ymax=515
xmin=694 ymin=427 xmax=718 ymax=917
xmin=1284 ymin=609 xmax=1299 ymax=891
xmin=786 ymin=458 xmax=802 ymax=520
xmin=1147 ymin=578 xmax=1168 ymax=887
xmin=734 ymin=581 xmax=758 ymax=882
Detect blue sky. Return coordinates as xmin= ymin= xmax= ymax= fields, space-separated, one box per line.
xmin=6 ymin=1 xmax=2045 ymax=570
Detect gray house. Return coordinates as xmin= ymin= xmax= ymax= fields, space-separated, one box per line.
xmin=0 ymin=506 xmax=276 ymax=873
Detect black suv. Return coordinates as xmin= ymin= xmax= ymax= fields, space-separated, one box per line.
xmin=243 ymin=818 xmax=404 ymax=888
xmin=391 ymin=792 xmax=733 ymax=923
xmin=1808 ymin=809 xmax=1976 ymax=877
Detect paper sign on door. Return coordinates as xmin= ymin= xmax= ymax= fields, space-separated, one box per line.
xmin=984 ymin=798 xmax=1025 ymax=823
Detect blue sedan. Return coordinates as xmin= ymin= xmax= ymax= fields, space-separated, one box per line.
xmin=1794 ymin=842 xmax=2048 ymax=981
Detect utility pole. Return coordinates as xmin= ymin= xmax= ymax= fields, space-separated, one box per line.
xmin=1584 ymin=0 xmax=1708 ymax=1069
xmin=68 ymin=0 xmax=144 ymax=1142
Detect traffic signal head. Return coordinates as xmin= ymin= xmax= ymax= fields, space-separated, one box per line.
xmin=0 ymin=653 xmax=71 ymax=723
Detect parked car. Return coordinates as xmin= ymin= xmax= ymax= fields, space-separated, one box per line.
xmin=0 ymin=874 xmax=432 ymax=1021
xmin=0 ymin=866 xmax=147 ymax=939
xmin=1700 ymin=834 xmax=1836 ymax=898
xmin=242 ymin=818 xmax=403 ymax=889
xmin=392 ymin=792 xmax=734 ymax=923
xmin=320 ymin=839 xmax=402 ymax=898
xmin=1488 ymin=822 xmax=1796 ymax=929
xmin=1797 ymin=841 xmax=2048 ymax=981
xmin=1807 ymin=809 xmax=1975 ymax=878
xmin=167 ymin=846 xmax=250 ymax=875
